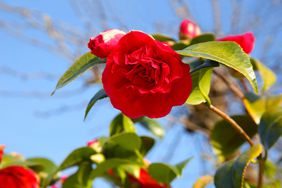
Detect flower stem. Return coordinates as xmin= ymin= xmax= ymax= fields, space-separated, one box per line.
xmin=257 ymin=159 xmax=264 ymax=188
xmin=209 ymin=104 xmax=254 ymax=146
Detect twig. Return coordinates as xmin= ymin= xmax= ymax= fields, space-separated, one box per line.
xmin=209 ymin=104 xmax=254 ymax=146
xmin=257 ymin=159 xmax=264 ymax=188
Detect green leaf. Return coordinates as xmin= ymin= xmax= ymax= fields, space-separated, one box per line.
xmin=135 ymin=117 xmax=165 ymax=138
xmin=259 ymin=108 xmax=282 ymax=150
xmin=243 ymin=93 xmax=282 ymax=124
xmin=139 ymin=136 xmax=155 ymax=156
xmin=186 ymin=68 xmax=212 ymax=105
xmin=59 ymin=147 xmax=96 ymax=171
xmin=211 ymin=115 xmax=257 ymax=161
xmin=89 ymin=159 xmax=134 ymax=179
xmin=63 ymin=162 xmax=92 ymax=188
xmin=151 ymin=34 xmax=175 ymax=42
xmin=148 ymin=163 xmax=179 ymax=184
xmin=148 ymin=158 xmax=191 ymax=184
xmin=214 ymin=144 xmax=263 ymax=188
xmin=84 ymin=89 xmax=108 ymax=120
xmin=108 ymin=132 xmax=141 ymax=151
xmin=172 ymin=41 xmax=189 ymax=50
xmin=177 ymin=41 xmax=258 ymax=93
xmin=26 ymin=157 xmax=58 ymax=187
xmin=52 ymin=52 xmax=105 ymax=95
xmin=109 ymin=114 xmax=136 ymax=136
xmin=251 ymin=58 xmax=276 ymax=93
xmin=189 ymin=60 xmax=219 ymax=73
xmin=189 ymin=33 xmax=215 ymax=45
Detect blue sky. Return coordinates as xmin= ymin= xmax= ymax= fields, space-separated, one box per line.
xmin=0 ymin=0 xmax=281 ymax=187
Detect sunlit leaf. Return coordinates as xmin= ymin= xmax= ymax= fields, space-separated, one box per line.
xmin=186 ymin=68 xmax=212 ymax=105
xmin=84 ymin=89 xmax=108 ymax=120
xmin=109 ymin=114 xmax=135 ymax=136
xmin=52 ymin=52 xmax=105 ymax=95
xmin=211 ymin=115 xmax=257 ymax=161
xmin=62 ymin=162 xmax=92 ymax=188
xmin=151 ymin=33 xmax=176 ymax=42
xmin=177 ymin=41 xmax=258 ymax=93
xmin=214 ymin=144 xmax=263 ymax=188
xmin=108 ymin=132 xmax=141 ymax=151
xmin=139 ymin=136 xmax=155 ymax=156
xmin=59 ymin=147 xmax=95 ymax=171
xmin=251 ymin=58 xmax=276 ymax=93
xmin=134 ymin=117 xmax=164 ymax=138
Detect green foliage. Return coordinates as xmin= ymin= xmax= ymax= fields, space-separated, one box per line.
xmin=259 ymin=108 xmax=282 ymax=150
xmin=151 ymin=33 xmax=176 ymax=42
xmin=134 ymin=117 xmax=165 ymax=138
xmin=189 ymin=33 xmax=215 ymax=45
xmin=84 ymin=89 xmax=108 ymax=120
xmin=59 ymin=147 xmax=96 ymax=171
xmin=177 ymin=41 xmax=258 ymax=93
xmin=148 ymin=158 xmax=191 ymax=184
xmin=186 ymin=67 xmax=212 ymax=105
xmin=108 ymin=132 xmax=141 ymax=151
xmin=52 ymin=52 xmax=105 ymax=95
xmin=214 ymin=144 xmax=263 ymax=188
xmin=251 ymin=58 xmax=276 ymax=93
xmin=110 ymin=114 xmax=135 ymax=136
xmin=211 ymin=115 xmax=257 ymax=161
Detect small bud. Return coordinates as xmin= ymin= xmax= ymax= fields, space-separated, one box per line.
xmin=88 ymin=29 xmax=126 ymax=58
xmin=179 ymin=19 xmax=201 ymax=40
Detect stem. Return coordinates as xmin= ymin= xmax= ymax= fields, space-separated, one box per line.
xmin=209 ymin=105 xmax=254 ymax=146
xmin=213 ymin=70 xmax=244 ymax=99
xmin=257 ymin=159 xmax=264 ymax=188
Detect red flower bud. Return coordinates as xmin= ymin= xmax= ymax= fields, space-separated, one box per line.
xmin=217 ymin=32 xmax=255 ymax=54
xmin=87 ymin=139 xmax=98 ymax=147
xmin=88 ymin=29 xmax=126 ymax=58
xmin=179 ymin=19 xmax=201 ymax=39
xmin=0 ymin=166 xmax=39 ymax=188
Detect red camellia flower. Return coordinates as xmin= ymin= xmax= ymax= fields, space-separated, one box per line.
xmin=129 ymin=169 xmax=169 ymax=188
xmin=0 ymin=166 xmax=39 ymax=188
xmin=102 ymin=31 xmax=192 ymax=118
xmin=88 ymin=29 xmax=126 ymax=58
xmin=179 ymin=19 xmax=201 ymax=39
xmin=0 ymin=145 xmax=4 ymax=162
xmin=217 ymin=32 xmax=255 ymax=54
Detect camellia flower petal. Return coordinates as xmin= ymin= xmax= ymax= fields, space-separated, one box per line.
xmin=102 ymin=31 xmax=192 ymax=118
xmin=217 ymin=32 xmax=255 ymax=54
xmin=0 ymin=145 xmax=4 ymax=162
xmin=129 ymin=169 xmax=169 ymax=188
xmin=88 ymin=29 xmax=126 ymax=58
xmin=179 ymin=19 xmax=201 ymax=39
xmin=0 ymin=166 xmax=39 ymax=188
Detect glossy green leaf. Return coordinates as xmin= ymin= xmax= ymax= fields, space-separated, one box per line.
xmin=211 ymin=115 xmax=257 ymax=161
xmin=189 ymin=60 xmax=219 ymax=74
xmin=259 ymin=108 xmax=282 ymax=150
xmin=26 ymin=157 xmax=58 ymax=187
xmin=84 ymin=89 xmax=108 ymax=120
xmin=148 ymin=163 xmax=179 ymax=184
xmin=89 ymin=159 xmax=134 ymax=179
xmin=177 ymin=41 xmax=258 ymax=93
xmin=109 ymin=132 xmax=141 ymax=151
xmin=135 ymin=117 xmax=164 ymax=138
xmin=189 ymin=33 xmax=215 ymax=45
xmin=214 ymin=144 xmax=263 ymax=188
xmin=59 ymin=147 xmax=95 ymax=171
xmin=63 ymin=162 xmax=92 ymax=188
xmin=172 ymin=41 xmax=189 ymax=50
xmin=148 ymin=158 xmax=191 ymax=184
xmin=109 ymin=114 xmax=136 ymax=136
xmin=52 ymin=52 xmax=105 ymax=95
xmin=243 ymin=93 xmax=282 ymax=124
xmin=139 ymin=136 xmax=155 ymax=156
xmin=186 ymin=68 xmax=212 ymax=105
xmin=251 ymin=58 xmax=276 ymax=93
